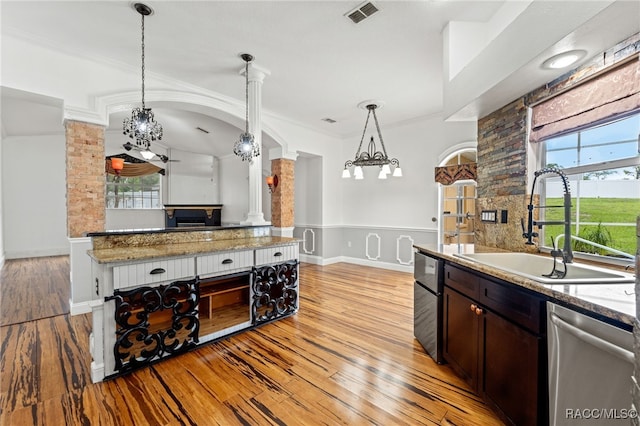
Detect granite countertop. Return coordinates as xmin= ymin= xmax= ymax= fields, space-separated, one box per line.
xmin=89 ymin=236 xmax=299 ymax=264
xmin=414 ymin=243 xmax=635 ymax=328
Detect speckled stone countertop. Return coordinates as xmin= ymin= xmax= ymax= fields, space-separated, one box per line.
xmin=88 ymin=225 xmax=298 ymax=265
xmin=414 ymin=243 xmax=635 ymax=328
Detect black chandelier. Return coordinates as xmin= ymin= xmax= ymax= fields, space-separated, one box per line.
xmin=233 ymin=53 xmax=260 ymax=163
xmin=342 ymin=103 xmax=402 ymax=180
xmin=123 ymin=3 xmax=163 ymax=152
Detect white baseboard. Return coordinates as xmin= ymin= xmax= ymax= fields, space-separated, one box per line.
xmin=300 ymin=254 xmax=412 ymax=273
xmin=70 ymin=300 xmax=93 ymax=316
xmin=5 ymin=247 xmax=70 ymax=259
xmin=341 ymin=256 xmax=413 ymax=273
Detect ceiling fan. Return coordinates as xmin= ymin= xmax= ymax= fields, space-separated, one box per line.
xmin=122 ymin=142 xmax=179 ymax=163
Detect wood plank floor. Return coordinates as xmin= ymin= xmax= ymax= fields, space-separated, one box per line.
xmin=0 ymin=257 xmax=505 ymax=425
xmin=0 ymin=256 xmax=70 ymax=326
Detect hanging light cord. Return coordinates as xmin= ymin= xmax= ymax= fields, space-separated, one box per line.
xmin=354 ymin=106 xmax=388 ymax=158
xmin=371 ymin=107 xmax=389 ymax=158
xmin=140 ymin=11 xmax=146 ymax=109
xmin=355 ymin=109 xmax=372 ymax=156
xmin=244 ymin=60 xmax=249 ymax=133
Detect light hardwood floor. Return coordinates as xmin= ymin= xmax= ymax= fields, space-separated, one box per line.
xmin=0 ymin=257 xmax=504 ymax=425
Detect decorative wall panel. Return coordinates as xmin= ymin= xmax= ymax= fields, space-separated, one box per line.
xmin=396 ymin=235 xmax=415 ymax=265
xmin=303 ymin=228 xmax=316 ymax=254
xmin=365 ymin=233 xmax=381 ymax=260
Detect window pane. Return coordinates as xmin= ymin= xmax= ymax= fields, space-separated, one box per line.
xmin=546 ymin=115 xmax=639 ymax=169
xmin=105 ymin=173 xmax=161 ymax=209
xmin=542 ymin=113 xmax=639 ymax=258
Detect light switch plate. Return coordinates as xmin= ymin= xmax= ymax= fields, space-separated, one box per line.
xmin=481 ymin=210 xmax=497 ymax=223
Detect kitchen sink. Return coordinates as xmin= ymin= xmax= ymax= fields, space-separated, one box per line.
xmin=454 ymin=252 xmax=635 ymax=284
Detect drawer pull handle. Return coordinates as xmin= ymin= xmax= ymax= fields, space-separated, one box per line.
xmin=273 ymin=252 xmax=283 ymax=257
xmin=470 ymin=303 xmax=477 ymax=312
xmin=150 ymin=268 xmax=166 ymax=275
xmin=222 ymin=259 xmax=234 ymax=264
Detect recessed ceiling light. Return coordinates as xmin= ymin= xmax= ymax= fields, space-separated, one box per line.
xmin=541 ymin=50 xmax=587 ymax=70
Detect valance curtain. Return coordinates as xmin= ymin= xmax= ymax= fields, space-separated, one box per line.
xmin=105 ymin=153 xmax=165 ymax=177
xmin=434 ymin=163 xmax=477 ymax=185
xmin=530 ymin=56 xmax=640 ymax=143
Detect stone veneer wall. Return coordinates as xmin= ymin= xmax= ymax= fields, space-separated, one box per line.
xmin=475 ymin=32 xmax=639 ymax=251
xmin=271 ymin=158 xmax=295 ymax=228
xmin=65 ymin=120 xmax=106 ymax=238
xmin=476 ymin=99 xmax=530 ymax=252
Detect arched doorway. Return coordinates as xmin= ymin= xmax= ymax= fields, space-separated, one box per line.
xmin=436 ymin=148 xmax=477 ymax=248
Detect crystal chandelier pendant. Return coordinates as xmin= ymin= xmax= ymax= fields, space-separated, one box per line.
xmin=123 ymin=3 xmax=162 ymax=152
xmin=233 ymin=53 xmax=260 ymax=163
xmin=233 ymin=131 xmax=260 ymax=162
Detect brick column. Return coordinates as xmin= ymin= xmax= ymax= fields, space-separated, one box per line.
xmin=270 ymin=158 xmax=295 ymax=230
xmin=65 ymin=120 xmax=106 ymax=237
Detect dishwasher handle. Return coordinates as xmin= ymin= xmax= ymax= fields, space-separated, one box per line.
xmin=550 ymin=312 xmax=633 ymax=364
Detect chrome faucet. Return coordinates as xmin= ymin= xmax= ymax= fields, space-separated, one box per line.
xmin=522 ymin=167 xmax=573 ymax=278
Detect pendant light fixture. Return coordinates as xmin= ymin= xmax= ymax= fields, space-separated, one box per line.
xmin=342 ymin=102 xmax=402 ymax=179
xmin=233 ymin=53 xmax=260 ymax=163
xmin=123 ymin=3 xmax=163 ymax=152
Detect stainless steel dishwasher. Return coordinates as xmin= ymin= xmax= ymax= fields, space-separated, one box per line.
xmin=547 ymin=302 xmax=634 ymax=425
xmin=414 ymin=251 xmax=443 ymax=363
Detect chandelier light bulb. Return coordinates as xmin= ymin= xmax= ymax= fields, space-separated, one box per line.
xmin=342 ymin=169 xmax=351 ymax=178
xmin=392 ymin=167 xmax=403 ymax=177
xmin=378 ymin=168 xmax=388 ymax=179
xmin=381 ymin=164 xmax=391 ymax=175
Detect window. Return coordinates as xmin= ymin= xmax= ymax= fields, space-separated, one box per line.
xmin=540 ymin=113 xmax=639 ymax=258
xmin=106 ymin=174 xmax=161 ymax=209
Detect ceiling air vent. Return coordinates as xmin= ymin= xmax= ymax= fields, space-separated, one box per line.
xmin=322 ymin=118 xmax=337 ymax=124
xmin=346 ymin=1 xmax=379 ymax=24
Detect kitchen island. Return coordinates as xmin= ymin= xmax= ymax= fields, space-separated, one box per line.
xmin=87 ymin=225 xmax=300 ymax=383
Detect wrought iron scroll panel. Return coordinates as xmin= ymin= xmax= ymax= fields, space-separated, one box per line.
xmin=106 ymin=278 xmax=200 ymax=373
xmin=252 ymin=261 xmax=299 ymax=324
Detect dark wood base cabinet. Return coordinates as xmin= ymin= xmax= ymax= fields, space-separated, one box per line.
xmin=442 ymin=263 xmax=547 ymax=426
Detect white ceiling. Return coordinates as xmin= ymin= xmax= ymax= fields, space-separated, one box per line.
xmin=1 ymin=0 xmax=639 ymax=158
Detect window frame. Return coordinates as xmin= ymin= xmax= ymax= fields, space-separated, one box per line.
xmin=105 ymin=173 xmax=163 ymax=210
xmin=536 ymin=112 xmax=640 ymax=265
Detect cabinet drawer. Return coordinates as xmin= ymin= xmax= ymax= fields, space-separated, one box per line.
xmin=113 ymin=258 xmax=195 ymax=290
xmin=197 ymin=249 xmax=254 ymax=278
xmin=444 ymin=264 xmax=480 ymax=300
xmin=255 ymin=244 xmax=299 ymax=266
xmin=479 ymin=278 xmax=544 ymax=334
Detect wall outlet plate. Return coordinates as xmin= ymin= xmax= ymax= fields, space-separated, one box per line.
xmin=481 ymin=210 xmax=497 ymax=223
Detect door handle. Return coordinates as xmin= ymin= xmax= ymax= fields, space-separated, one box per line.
xmin=149 ymin=268 xmax=166 ymax=275
xmin=221 ymin=259 xmax=233 ymax=264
